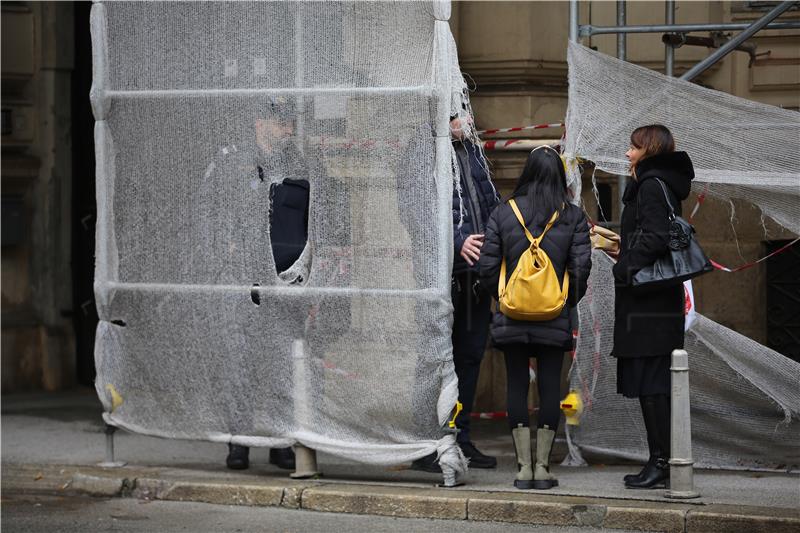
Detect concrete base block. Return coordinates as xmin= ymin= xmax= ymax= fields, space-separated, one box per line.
xmin=605 ymin=506 xmax=685 ymax=533
xmin=163 ymin=482 xmax=283 ymax=507
xmin=468 ymin=497 xmax=577 ymax=526
xmin=70 ymin=473 xmax=124 ymax=497
xmin=301 ymin=484 xmax=467 ymax=520
xmin=687 ymin=511 xmax=800 ymax=533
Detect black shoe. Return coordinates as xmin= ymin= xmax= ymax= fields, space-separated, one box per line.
xmin=624 ymin=458 xmax=654 ymax=484
xmin=625 ymin=457 xmax=669 ymax=489
xmin=269 ymin=447 xmax=296 ymax=470
xmin=459 ymin=441 xmax=497 ymax=469
xmin=410 ymin=452 xmax=442 ymax=474
xmin=226 ymin=444 xmax=249 ymax=470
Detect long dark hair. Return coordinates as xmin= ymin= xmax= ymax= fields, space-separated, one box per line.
xmin=511 ymin=146 xmax=570 ymax=224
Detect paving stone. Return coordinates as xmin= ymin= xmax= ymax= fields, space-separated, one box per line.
xmin=70 ymin=473 xmax=125 ymax=497
xmin=687 ymin=510 xmax=800 ymax=533
xmin=468 ymin=496 xmax=578 ymax=526
xmin=605 ymin=506 xmax=685 ymax=533
xmin=163 ymin=482 xmax=284 ymax=507
xmin=302 ymin=484 xmax=467 ymax=520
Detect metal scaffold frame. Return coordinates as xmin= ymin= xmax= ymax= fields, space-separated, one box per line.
xmin=565 ymin=0 xmax=799 ymax=500
xmin=569 ymin=0 xmax=799 ymax=81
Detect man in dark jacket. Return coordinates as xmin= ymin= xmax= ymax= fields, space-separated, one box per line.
xmin=222 ymin=101 xmax=307 ymax=472
xmin=412 ymin=114 xmax=500 ymax=471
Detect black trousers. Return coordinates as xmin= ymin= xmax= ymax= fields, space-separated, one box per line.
xmin=502 ymin=343 xmax=564 ymax=431
xmin=451 ymin=271 xmax=493 ymax=444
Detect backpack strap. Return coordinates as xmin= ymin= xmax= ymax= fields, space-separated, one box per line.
xmin=500 ymin=200 xmax=560 ymax=297
xmin=508 ymin=199 xmax=559 ymax=245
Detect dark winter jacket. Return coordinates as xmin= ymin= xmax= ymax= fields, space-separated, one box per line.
xmin=269 ymin=178 xmax=310 ymax=273
xmin=480 ymin=199 xmax=592 ymax=350
xmin=453 ymin=140 xmax=500 ymax=275
xmin=611 ymin=151 xmax=695 ymax=359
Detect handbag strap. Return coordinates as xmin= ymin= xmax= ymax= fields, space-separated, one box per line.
xmin=634 ymin=177 xmax=677 ymax=226
xmin=653 ymin=178 xmax=677 ymax=221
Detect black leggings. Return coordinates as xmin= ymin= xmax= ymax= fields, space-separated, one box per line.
xmin=503 ymin=344 xmax=564 ymax=431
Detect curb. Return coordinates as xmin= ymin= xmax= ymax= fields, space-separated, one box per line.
xmin=3 ymin=464 xmax=798 ymax=533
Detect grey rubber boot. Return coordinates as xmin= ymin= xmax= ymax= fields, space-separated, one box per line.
xmin=533 ymin=425 xmax=558 ymax=490
xmin=511 ymin=424 xmax=534 ymax=489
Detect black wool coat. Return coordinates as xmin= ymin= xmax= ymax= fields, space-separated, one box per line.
xmin=480 ymin=199 xmax=592 ymax=350
xmin=611 ymin=151 xmax=695 ymax=359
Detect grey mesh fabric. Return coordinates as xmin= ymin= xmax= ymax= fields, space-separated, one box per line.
xmin=564 ymin=42 xmax=800 ymax=234
xmin=566 ymin=252 xmax=800 ymax=470
xmin=91 ymin=1 xmax=468 ymax=482
xmin=564 ymin=42 xmax=800 ymax=470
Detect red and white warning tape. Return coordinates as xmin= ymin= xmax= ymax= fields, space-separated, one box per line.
xmin=477 ymin=122 xmax=565 ymax=135
xmin=711 ymin=237 xmax=800 ymax=273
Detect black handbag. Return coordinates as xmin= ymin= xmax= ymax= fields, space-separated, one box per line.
xmin=631 ymin=179 xmax=714 ymax=288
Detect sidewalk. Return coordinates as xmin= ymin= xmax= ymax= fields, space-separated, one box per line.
xmin=3 ymin=390 xmax=799 ymax=532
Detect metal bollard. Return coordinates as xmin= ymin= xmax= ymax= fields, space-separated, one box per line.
xmin=97 ymin=424 xmax=126 ymax=468
xmin=665 ymin=349 xmax=700 ymax=499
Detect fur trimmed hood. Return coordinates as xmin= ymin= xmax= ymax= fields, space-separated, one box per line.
xmin=634 ymin=151 xmax=695 ymax=201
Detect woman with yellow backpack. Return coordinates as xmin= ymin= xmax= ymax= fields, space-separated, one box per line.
xmin=480 ymin=146 xmax=591 ymax=489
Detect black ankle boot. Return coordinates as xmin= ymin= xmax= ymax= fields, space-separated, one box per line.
xmin=625 ymin=395 xmax=670 ymax=486
xmin=269 ymin=447 xmax=296 ymax=470
xmin=624 ymin=457 xmax=655 ymax=484
xmin=625 ymin=457 xmax=669 ymax=489
xmin=226 ymin=444 xmax=250 ymax=470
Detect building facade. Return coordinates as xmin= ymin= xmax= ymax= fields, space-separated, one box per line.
xmin=2 ymin=3 xmax=798 ymax=411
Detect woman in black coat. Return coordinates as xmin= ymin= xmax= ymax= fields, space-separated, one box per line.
xmin=612 ymin=124 xmax=694 ymax=489
xmin=481 ymin=146 xmax=591 ymax=490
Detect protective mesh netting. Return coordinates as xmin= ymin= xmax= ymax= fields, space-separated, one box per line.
xmin=564 ymin=42 xmax=800 ymax=470
xmin=564 ymin=42 xmax=800 ymax=235
xmin=91 ymin=1 xmax=469 ymax=477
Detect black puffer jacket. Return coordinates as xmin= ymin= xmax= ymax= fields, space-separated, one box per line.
xmin=480 ymin=199 xmax=592 ymax=349
xmin=611 ymin=151 xmax=695 ymax=359
xmin=452 ymin=140 xmax=500 ymax=275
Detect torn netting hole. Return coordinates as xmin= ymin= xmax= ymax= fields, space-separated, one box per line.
xmin=268 ymin=177 xmax=310 ymax=279
xmin=251 ymin=283 xmax=260 ymax=306
xmin=110 ymin=319 xmax=126 ymax=327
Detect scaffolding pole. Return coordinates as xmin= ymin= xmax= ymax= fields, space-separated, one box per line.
xmin=569 ymin=0 xmax=579 ymax=43
xmin=580 ymin=20 xmax=800 ymax=37
xmin=680 ymin=1 xmax=798 ymax=81
xmin=665 ymin=0 xmax=675 ymax=77
xmin=616 ymin=1 xmax=627 ymax=217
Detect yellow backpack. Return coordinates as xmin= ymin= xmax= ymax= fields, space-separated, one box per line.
xmin=498 ymin=199 xmax=569 ymax=321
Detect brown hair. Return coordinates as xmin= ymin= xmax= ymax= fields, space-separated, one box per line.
xmin=630 ymin=124 xmax=675 ymax=161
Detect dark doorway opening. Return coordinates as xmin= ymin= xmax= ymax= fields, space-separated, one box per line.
xmin=765 ymin=239 xmax=800 ymax=363
xmin=72 ymin=1 xmax=97 ymax=386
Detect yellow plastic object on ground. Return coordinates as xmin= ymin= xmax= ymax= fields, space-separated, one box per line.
xmin=560 ymin=391 xmax=583 ymax=426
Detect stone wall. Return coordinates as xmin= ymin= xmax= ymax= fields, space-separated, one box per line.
xmin=2 ymin=2 xmax=75 ymax=391
xmin=450 ymin=1 xmax=800 ymax=414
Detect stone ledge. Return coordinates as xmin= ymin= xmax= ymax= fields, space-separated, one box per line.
xmin=686 ymin=510 xmax=800 ymax=533
xmin=69 ymin=473 xmax=125 ymax=497
xmin=301 ymin=483 xmax=467 ymax=520
xmin=4 ymin=463 xmax=799 ymax=533
xmin=161 ymin=481 xmax=284 ymax=507
xmin=605 ymin=506 xmax=685 ymax=533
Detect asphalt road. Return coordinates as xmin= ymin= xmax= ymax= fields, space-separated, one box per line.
xmin=1 ymin=493 xmax=646 ymax=533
